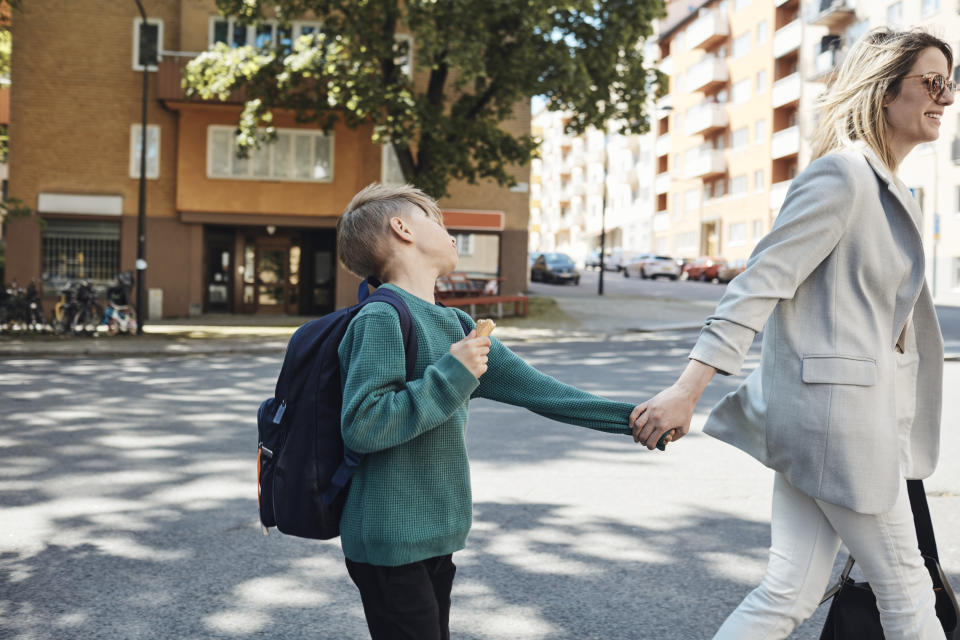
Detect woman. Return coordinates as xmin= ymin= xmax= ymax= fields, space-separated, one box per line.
xmin=632 ymin=28 xmax=953 ymax=639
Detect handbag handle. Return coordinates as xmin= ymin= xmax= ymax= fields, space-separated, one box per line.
xmin=819 ymin=479 xmax=937 ymax=606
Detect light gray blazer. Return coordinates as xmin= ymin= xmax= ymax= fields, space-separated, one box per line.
xmin=690 ymin=143 xmax=944 ymax=514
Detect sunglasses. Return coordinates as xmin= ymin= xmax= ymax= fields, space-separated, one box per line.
xmin=901 ymin=72 xmax=957 ymax=101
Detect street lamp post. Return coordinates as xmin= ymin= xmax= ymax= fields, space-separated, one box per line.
xmin=598 ymin=128 xmax=608 ymax=296
xmin=133 ymin=0 xmax=149 ymax=334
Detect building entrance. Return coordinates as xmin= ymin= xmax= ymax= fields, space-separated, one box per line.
xmin=207 ymin=225 xmax=335 ymax=316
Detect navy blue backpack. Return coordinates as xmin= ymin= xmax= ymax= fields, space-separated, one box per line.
xmin=256 ymin=279 xmax=469 ymax=540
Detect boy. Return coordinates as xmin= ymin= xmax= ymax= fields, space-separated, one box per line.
xmin=336 ymin=183 xmax=641 ymax=640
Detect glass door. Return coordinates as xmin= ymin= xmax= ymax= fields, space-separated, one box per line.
xmin=255 ymin=241 xmax=288 ymax=314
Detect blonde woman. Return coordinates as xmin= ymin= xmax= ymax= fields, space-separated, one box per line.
xmin=631 ymin=28 xmax=953 ymax=639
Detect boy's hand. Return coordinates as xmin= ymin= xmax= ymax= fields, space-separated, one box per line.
xmin=450 ymin=330 xmax=491 ymax=378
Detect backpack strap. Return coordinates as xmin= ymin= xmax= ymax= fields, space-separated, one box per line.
xmin=321 ymin=286 xmax=418 ymax=508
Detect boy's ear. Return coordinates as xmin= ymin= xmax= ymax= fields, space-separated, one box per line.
xmin=388 ymin=216 xmax=415 ymax=244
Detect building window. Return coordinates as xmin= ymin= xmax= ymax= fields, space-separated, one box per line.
xmin=847 ymin=19 xmax=870 ymax=44
xmin=210 ymin=18 xmax=321 ymax=50
xmin=754 ymin=119 xmax=766 ymax=144
xmin=129 ymin=124 xmax=160 ymax=179
xmin=42 ymin=220 xmax=121 ymax=290
xmin=732 ymin=127 xmax=748 ymax=149
xmin=922 ymin=0 xmax=938 ymax=16
xmin=756 ymin=20 xmax=768 ymax=45
xmin=454 ymin=234 xmax=474 ymax=256
xmin=684 ymin=188 xmax=699 ymax=212
xmin=394 ymin=34 xmax=414 ymax=79
xmin=729 ymin=222 xmax=747 ymax=245
xmin=955 ymin=185 xmax=960 ymax=213
xmin=753 ymin=219 xmax=764 ymax=238
xmin=733 ymin=78 xmax=751 ymax=104
xmin=887 ymin=2 xmax=903 ymax=26
xmin=733 ymin=33 xmax=750 ymax=59
xmin=132 ymin=18 xmax=162 ymax=71
xmin=756 ymin=70 xmax=767 ymax=94
xmin=734 ymin=0 xmax=750 ymax=11
xmin=730 ymin=175 xmax=747 ymax=197
xmin=676 ymin=231 xmax=697 ymax=254
xmin=381 ymin=144 xmax=405 ymax=185
xmin=208 ymin=126 xmax=334 ymax=182
xmin=754 ymin=169 xmax=764 ymax=192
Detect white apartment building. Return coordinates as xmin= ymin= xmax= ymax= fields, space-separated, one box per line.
xmin=530 ymin=107 xmax=656 ymax=266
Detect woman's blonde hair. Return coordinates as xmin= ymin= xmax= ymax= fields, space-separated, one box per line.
xmin=337 ymin=182 xmax=444 ymax=280
xmin=811 ymin=27 xmax=952 ymax=170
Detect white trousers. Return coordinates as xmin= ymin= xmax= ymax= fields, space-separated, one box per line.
xmin=713 ymin=473 xmax=941 ymax=640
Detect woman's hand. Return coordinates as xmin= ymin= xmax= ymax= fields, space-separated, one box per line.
xmin=631 ymin=360 xmax=717 ymax=450
xmin=449 ymin=330 xmax=491 ymax=378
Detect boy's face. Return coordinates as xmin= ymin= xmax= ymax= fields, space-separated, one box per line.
xmin=405 ymin=206 xmax=459 ymax=275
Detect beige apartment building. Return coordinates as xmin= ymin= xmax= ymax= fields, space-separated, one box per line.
xmin=651 ymin=0 xmax=960 ymax=305
xmin=653 ymin=0 xmax=803 ymax=263
xmin=5 ymin=0 xmax=530 ymax=317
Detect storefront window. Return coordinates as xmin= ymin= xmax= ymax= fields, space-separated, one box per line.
xmin=41 ymin=220 xmax=120 ymax=290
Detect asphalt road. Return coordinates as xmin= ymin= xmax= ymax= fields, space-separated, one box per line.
xmin=2 ymin=335 xmax=958 ymax=639
xmin=535 ymin=269 xmax=960 ymax=354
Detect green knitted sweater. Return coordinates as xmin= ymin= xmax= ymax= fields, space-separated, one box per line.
xmin=337 ymin=284 xmax=634 ymax=566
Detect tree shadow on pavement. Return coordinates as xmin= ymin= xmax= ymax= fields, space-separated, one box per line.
xmin=0 ymin=333 xmax=954 ymax=640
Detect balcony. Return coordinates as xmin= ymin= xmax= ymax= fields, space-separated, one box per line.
xmin=685 ymin=102 xmax=729 ymax=136
xmin=770 ymin=179 xmax=792 ymax=211
xmin=687 ymin=56 xmax=729 ymax=93
xmin=655 ymin=171 xmax=671 ymax=195
xmin=683 ymin=149 xmax=726 ymax=180
xmin=772 ymin=72 xmax=801 ymax=108
xmin=653 ymin=212 xmax=670 ymax=232
xmin=812 ymin=47 xmax=844 ymax=79
xmin=656 ymin=133 xmax=672 ymax=157
xmin=157 ymin=55 xmax=246 ymax=104
xmin=808 ymin=0 xmax=856 ymax=28
xmin=771 ymin=126 xmax=800 ymax=159
xmin=686 ymin=9 xmax=730 ymax=51
xmin=773 ymin=19 xmax=802 ymax=59
xmin=659 ymin=55 xmax=674 ymax=77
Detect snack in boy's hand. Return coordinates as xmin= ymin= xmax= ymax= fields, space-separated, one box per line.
xmin=475 ymin=319 xmax=496 ymax=337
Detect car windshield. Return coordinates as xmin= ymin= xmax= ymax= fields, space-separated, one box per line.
xmin=545 ymin=254 xmax=574 ymax=267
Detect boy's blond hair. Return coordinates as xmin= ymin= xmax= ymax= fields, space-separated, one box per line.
xmin=337 ymin=183 xmax=444 ymax=280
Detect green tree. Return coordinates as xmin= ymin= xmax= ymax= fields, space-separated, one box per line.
xmin=183 ymin=0 xmax=665 ymax=197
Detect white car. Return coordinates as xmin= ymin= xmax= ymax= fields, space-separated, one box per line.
xmin=623 ymin=254 xmax=681 ymax=280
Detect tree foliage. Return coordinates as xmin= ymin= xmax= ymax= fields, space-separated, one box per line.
xmin=184 ymin=0 xmax=665 ymax=197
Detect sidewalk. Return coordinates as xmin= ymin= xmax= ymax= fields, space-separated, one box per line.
xmin=3 ymin=296 xmax=957 ymax=359
xmin=0 ymin=295 xmax=712 ymax=358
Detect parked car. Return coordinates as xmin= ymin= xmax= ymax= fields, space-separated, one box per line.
xmin=623 ymin=254 xmax=682 ymax=280
xmin=584 ymin=249 xmax=603 ymax=270
xmin=603 ymin=248 xmax=632 ymax=272
xmin=531 ymin=252 xmax=581 ymax=285
xmin=717 ymin=258 xmax=748 ymax=283
xmin=682 ymin=256 xmax=727 ymax=282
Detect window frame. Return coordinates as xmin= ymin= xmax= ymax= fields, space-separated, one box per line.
xmin=206 ymin=125 xmax=336 ymax=183
xmin=132 ymin=17 xmax=163 ymax=71
xmin=129 ymin=124 xmax=161 ymax=180
xmin=208 ymin=17 xmax=323 ymax=49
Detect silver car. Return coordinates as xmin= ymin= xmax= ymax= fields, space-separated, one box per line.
xmin=623 ymin=254 xmax=681 ymax=280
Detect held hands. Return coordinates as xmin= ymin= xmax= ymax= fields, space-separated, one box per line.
xmin=630 ymin=360 xmax=717 ymax=451
xmin=450 ymin=330 xmax=491 ymax=379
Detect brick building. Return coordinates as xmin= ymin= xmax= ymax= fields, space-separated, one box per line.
xmin=4 ymin=0 xmax=530 ymax=317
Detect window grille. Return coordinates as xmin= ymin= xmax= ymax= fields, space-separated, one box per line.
xmin=41 ymin=220 xmax=120 ymax=290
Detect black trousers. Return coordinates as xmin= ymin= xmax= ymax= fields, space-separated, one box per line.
xmin=345 ymin=554 xmax=456 ymax=640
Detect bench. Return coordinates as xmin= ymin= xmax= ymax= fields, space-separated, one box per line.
xmin=440 ymin=294 xmax=529 ymax=319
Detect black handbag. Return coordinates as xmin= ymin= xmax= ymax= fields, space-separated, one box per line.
xmin=819 ymin=480 xmax=960 ymax=640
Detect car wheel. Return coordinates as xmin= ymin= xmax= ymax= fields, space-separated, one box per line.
xmin=573 ymin=277 xmax=580 ymax=285
xmin=623 ymin=268 xmax=630 ymax=278
xmin=640 ymin=267 xmax=649 ymax=280
xmin=699 ymin=272 xmax=708 ymax=282
xmin=670 ymin=275 xmax=679 ymax=281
